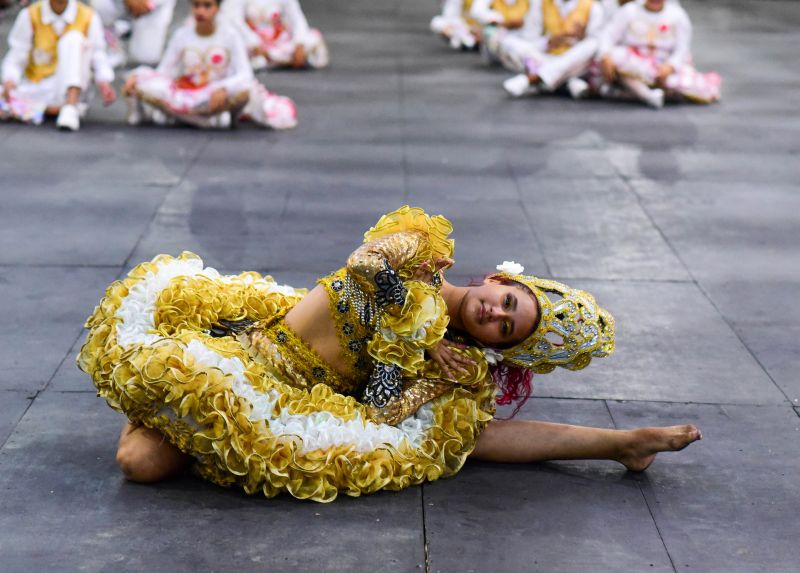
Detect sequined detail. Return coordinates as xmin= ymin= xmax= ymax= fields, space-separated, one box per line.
xmin=363 ymin=363 xmax=402 ymax=408
xmin=320 ymin=269 xmax=380 ymax=381
xmin=367 ymin=378 xmax=453 ymax=425
xmin=492 ymin=273 xmax=615 ymax=374
xmin=242 ymin=313 xmax=356 ymax=395
xmin=374 ymin=260 xmax=407 ymax=307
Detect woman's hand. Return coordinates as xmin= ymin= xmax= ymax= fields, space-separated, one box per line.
xmin=412 ymin=257 xmax=453 ymax=284
xmin=428 ymin=340 xmax=476 ymax=380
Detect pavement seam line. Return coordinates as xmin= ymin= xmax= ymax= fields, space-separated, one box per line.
xmin=506 ymin=157 xmax=554 ymax=277
xmin=0 ymin=390 xmax=39 ymax=452
xmin=421 ymin=484 xmax=431 ymax=573
xmin=121 ymin=136 xmax=211 ymax=271
xmin=615 ymin=170 xmax=795 ymax=407
xmin=39 ymin=326 xmax=92 ymax=393
xmin=604 ymin=400 xmax=679 ymax=573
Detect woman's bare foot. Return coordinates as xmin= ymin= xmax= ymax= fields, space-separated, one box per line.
xmin=617 ymin=424 xmax=702 ymax=472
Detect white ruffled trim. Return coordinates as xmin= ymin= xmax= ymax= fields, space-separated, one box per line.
xmin=113 ymin=256 xmax=433 ymax=453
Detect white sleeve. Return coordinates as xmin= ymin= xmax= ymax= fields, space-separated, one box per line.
xmin=88 ymin=12 xmax=114 ymax=83
xmin=213 ymin=29 xmax=254 ymax=93
xmin=1 ymin=9 xmax=33 ymax=85
xmin=284 ymin=0 xmax=312 ymax=46
xmin=470 ymin=0 xmax=504 ymax=25
xmin=155 ymin=28 xmax=184 ymax=77
xmin=519 ymin=0 xmax=546 ymax=49
xmin=222 ymin=0 xmax=261 ymax=50
xmin=585 ymin=2 xmax=604 ymax=39
xmin=599 ymin=3 xmax=628 ymax=56
xmin=441 ymin=0 xmax=464 ymax=19
xmin=668 ymin=6 xmax=692 ymax=68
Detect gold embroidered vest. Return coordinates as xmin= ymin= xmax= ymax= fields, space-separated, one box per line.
xmin=492 ymin=0 xmax=530 ymax=23
xmin=25 ymin=1 xmax=93 ymax=83
xmin=542 ymin=0 xmax=593 ymax=54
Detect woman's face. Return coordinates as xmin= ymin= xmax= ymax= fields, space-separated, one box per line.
xmin=645 ymin=0 xmax=666 ymax=12
xmin=458 ymin=278 xmax=539 ymax=348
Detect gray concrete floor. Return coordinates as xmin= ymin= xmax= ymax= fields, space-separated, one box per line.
xmin=1 ymin=0 xmax=799 ymax=571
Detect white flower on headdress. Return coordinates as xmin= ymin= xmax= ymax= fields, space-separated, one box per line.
xmin=482 ymin=348 xmax=504 ymax=366
xmin=496 ymin=261 xmax=524 ymax=275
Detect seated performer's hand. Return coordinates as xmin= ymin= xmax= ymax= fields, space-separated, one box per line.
xmin=125 ymin=0 xmax=153 ymax=18
xmin=567 ymin=23 xmax=586 ymax=41
xmin=208 ymin=87 xmax=228 ymax=114
xmin=655 ymin=63 xmax=674 ymax=85
xmin=292 ymin=45 xmax=307 ymax=69
xmin=2 ymin=80 xmax=15 ymax=101
xmin=123 ymin=75 xmax=138 ymax=96
xmin=548 ymin=34 xmax=572 ymax=52
xmin=601 ymin=55 xmax=617 ymax=82
xmin=98 ymin=82 xmax=117 ymax=106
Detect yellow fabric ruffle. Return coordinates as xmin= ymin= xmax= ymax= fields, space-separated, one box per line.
xmin=78 ymin=253 xmax=495 ymax=502
xmin=363 ymin=206 xmax=455 ymax=281
xmin=369 ymin=280 xmax=450 ymax=375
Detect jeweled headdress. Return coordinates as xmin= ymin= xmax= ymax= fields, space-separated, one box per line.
xmin=491 ymin=263 xmax=615 ymax=374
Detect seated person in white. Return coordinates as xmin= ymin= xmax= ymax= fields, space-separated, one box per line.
xmin=598 ymin=0 xmax=721 ymax=108
xmin=1 ymin=0 xmax=116 ymax=131
xmin=430 ymin=0 xmax=479 ymax=50
xmin=470 ymin=0 xmax=531 ymax=63
xmin=500 ymin=0 xmax=605 ymax=98
xmin=123 ymin=0 xmax=297 ymax=130
xmin=222 ymin=0 xmax=329 ymax=70
xmin=90 ymin=0 xmax=176 ymax=66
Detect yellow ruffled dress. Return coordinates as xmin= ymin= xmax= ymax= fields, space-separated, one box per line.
xmin=78 ymin=207 xmax=496 ymax=502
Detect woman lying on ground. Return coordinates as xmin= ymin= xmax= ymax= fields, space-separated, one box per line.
xmin=79 ymin=206 xmax=701 ymax=502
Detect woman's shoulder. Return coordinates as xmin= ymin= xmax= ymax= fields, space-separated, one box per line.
xmin=364 ymin=206 xmax=455 ymax=259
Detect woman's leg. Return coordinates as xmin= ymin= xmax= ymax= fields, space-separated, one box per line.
xmin=471 ymin=419 xmax=701 ymax=471
xmin=115 ymin=422 xmax=192 ymax=483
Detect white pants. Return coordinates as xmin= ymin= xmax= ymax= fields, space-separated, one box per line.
xmin=3 ymin=31 xmax=91 ymax=108
xmin=92 ymin=0 xmax=175 ymax=65
xmin=500 ymin=36 xmax=599 ymax=90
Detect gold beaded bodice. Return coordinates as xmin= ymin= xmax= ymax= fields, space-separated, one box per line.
xmin=240 ymin=206 xmax=475 ymax=424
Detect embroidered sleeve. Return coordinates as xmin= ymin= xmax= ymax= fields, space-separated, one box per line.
xmin=366 ymin=377 xmax=453 ymax=425
xmin=363 ymin=346 xmax=491 ymax=425
xmin=346 ymin=231 xmax=423 ymax=307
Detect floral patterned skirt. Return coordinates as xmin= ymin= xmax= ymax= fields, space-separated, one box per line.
xmin=610 ymin=46 xmax=722 ymax=104
xmin=131 ymin=67 xmax=297 ymax=130
xmin=78 ymin=253 xmax=495 ymax=502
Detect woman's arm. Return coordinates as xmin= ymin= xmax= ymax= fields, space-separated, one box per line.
xmin=346 ymin=231 xmax=425 ymax=308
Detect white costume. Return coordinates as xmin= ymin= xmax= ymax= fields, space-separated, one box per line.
xmin=1 ymin=0 xmax=113 ymax=125
xmin=599 ymin=0 xmax=721 ymax=104
xmin=91 ymin=0 xmax=176 ymax=66
xmin=470 ymin=0 xmax=532 ymax=64
xmin=222 ymin=0 xmax=328 ymax=70
xmin=501 ymin=0 xmax=603 ymax=85
xmin=430 ymin=0 xmax=478 ymax=50
xmin=127 ymin=22 xmax=297 ymax=129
